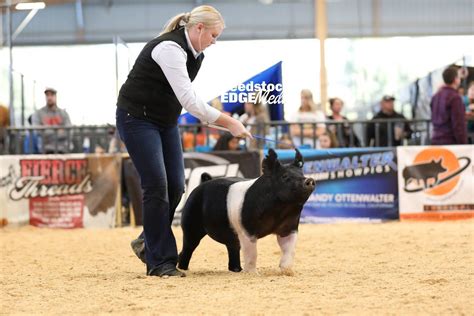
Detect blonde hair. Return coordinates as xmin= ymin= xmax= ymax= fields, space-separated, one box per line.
xmin=161 ymin=5 xmax=225 ymax=35
xmin=210 ymin=97 xmax=223 ymax=111
xmin=299 ymin=89 xmax=318 ymax=112
xmin=252 ymin=101 xmax=266 ymax=116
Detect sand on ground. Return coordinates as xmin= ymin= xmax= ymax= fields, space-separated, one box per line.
xmin=1 ymin=221 xmax=473 ymax=315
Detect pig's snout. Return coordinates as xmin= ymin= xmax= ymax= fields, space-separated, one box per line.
xmin=304 ymin=177 xmax=315 ymax=189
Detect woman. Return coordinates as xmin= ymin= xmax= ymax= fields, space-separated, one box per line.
xmin=318 ymin=131 xmax=339 ymax=149
xmin=116 ymin=6 xmax=251 ymax=278
xmin=239 ymin=101 xmax=269 ymax=150
xmin=212 ymin=132 xmax=241 ymax=151
xmin=327 ymin=97 xmax=360 ymax=147
xmin=289 ymin=89 xmax=326 ymax=148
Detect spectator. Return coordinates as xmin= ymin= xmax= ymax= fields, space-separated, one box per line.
xmin=206 ymin=97 xmax=229 ymax=146
xmin=182 ymin=124 xmax=207 ymax=151
xmin=22 ymin=114 xmax=41 ymax=154
xmin=31 ymin=87 xmax=72 ymax=153
xmin=239 ymin=100 xmax=269 ymax=150
xmin=108 ymin=127 xmax=127 ymax=153
xmin=290 ymin=89 xmax=326 ymax=148
xmin=107 ymin=127 xmax=143 ymax=225
xmin=277 ymin=134 xmax=294 ymax=149
xmin=181 ymin=98 xmax=225 ymax=151
xmin=466 ymin=81 xmax=474 ymax=110
xmin=367 ymin=95 xmax=412 ymax=147
xmin=94 ymin=145 xmax=106 ymax=154
xmin=210 ymin=97 xmax=231 ymax=116
xmin=327 ymin=97 xmax=360 ymax=147
xmin=212 ymin=132 xmax=240 ymax=151
xmin=458 ymin=86 xmax=467 ymax=104
xmin=465 ymin=81 xmax=474 ymax=142
xmin=430 ymin=66 xmax=467 ymax=145
xmin=318 ymin=131 xmax=339 ymax=149
xmin=0 ymin=103 xmax=10 ymax=152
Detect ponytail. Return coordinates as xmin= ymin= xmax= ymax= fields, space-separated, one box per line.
xmin=160 ymin=12 xmax=190 ymax=35
xmin=160 ymin=5 xmax=225 ymax=35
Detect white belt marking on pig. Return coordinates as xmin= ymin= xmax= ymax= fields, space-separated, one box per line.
xmin=227 ymin=179 xmax=258 ymax=273
xmin=277 ymin=232 xmax=298 ymax=275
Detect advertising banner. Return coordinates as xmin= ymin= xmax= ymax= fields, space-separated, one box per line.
xmin=274 ymin=148 xmax=399 ymax=223
xmin=0 ymin=154 xmax=121 ymax=228
xmin=397 ymin=145 xmax=474 ymax=220
xmin=180 ymin=61 xmax=284 ymax=123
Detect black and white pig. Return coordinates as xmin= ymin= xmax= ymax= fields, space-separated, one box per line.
xmin=178 ymin=149 xmax=315 ymax=275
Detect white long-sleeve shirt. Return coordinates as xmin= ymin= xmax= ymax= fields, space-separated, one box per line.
xmin=151 ymin=29 xmax=221 ymax=124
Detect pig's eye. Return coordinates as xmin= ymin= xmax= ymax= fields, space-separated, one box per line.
xmin=281 ymin=174 xmax=289 ymax=180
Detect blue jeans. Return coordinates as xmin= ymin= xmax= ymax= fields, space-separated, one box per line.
xmin=116 ymin=108 xmax=184 ymax=271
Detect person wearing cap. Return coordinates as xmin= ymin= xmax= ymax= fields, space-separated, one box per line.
xmin=430 ymin=66 xmax=467 ymax=145
xmin=31 ymin=87 xmax=72 ymax=153
xmin=115 ymin=5 xmax=251 ymax=278
xmin=367 ymin=95 xmax=412 ymax=146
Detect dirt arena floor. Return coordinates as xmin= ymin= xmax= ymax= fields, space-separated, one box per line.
xmin=1 ymin=220 xmax=473 ymax=315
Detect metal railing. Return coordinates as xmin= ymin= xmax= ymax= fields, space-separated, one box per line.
xmin=1 ymin=125 xmax=115 ymax=155
xmin=0 ymin=118 xmax=433 ymax=155
xmin=179 ymin=118 xmax=433 ymax=150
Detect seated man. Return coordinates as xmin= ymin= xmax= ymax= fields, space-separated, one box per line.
xmin=367 ymin=95 xmax=412 ymax=147
xmin=31 ymin=87 xmax=72 ymax=153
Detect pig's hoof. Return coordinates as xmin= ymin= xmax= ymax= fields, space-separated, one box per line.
xmin=243 ymin=268 xmax=259 ymax=275
xmin=280 ymin=267 xmax=295 ymax=276
xmin=229 ymin=266 xmax=242 ymax=272
xmin=177 ymin=263 xmax=189 ymax=270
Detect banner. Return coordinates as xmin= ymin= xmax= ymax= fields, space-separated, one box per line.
xmin=397 ymin=145 xmax=474 ymax=220
xmin=0 ymin=154 xmax=121 ymax=228
xmin=180 ymin=61 xmax=284 ymax=123
xmin=273 ymin=148 xmax=399 ymax=223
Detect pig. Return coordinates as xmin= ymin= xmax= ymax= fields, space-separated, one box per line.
xmin=177 ymin=148 xmax=315 ymax=275
xmin=402 ymin=159 xmax=447 ymax=189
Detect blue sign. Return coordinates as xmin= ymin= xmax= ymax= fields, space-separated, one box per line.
xmin=271 ymin=148 xmax=399 ymax=223
xmin=180 ymin=61 xmax=284 ymax=124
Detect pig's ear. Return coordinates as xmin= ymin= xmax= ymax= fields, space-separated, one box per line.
xmin=293 ymin=148 xmax=304 ymax=168
xmin=200 ymin=172 xmax=212 ymax=183
xmin=262 ymin=149 xmax=281 ymax=174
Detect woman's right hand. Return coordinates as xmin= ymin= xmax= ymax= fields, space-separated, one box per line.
xmin=228 ymin=119 xmax=252 ymax=138
xmin=214 ymin=114 xmax=253 ymax=139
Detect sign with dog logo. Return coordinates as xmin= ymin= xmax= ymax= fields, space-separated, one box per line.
xmin=397 ymin=145 xmax=474 ymax=220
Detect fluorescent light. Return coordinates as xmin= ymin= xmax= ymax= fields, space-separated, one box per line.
xmin=15 ymin=2 xmax=46 ymax=10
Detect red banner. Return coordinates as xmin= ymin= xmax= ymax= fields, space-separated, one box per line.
xmin=0 ymin=154 xmax=120 ymax=228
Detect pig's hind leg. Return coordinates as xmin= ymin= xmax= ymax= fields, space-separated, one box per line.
xmin=178 ymin=226 xmax=206 ymax=270
xmin=178 ymin=202 xmax=206 ymax=271
xmin=225 ymin=240 xmax=242 ymax=272
xmin=277 ymin=232 xmax=298 ymax=276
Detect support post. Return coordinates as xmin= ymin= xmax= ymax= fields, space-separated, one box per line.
xmin=315 ymin=0 xmax=328 ymax=114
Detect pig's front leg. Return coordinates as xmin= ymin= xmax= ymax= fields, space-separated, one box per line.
xmin=277 ymin=232 xmax=298 ymax=276
xmin=238 ymin=234 xmax=258 ymax=274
